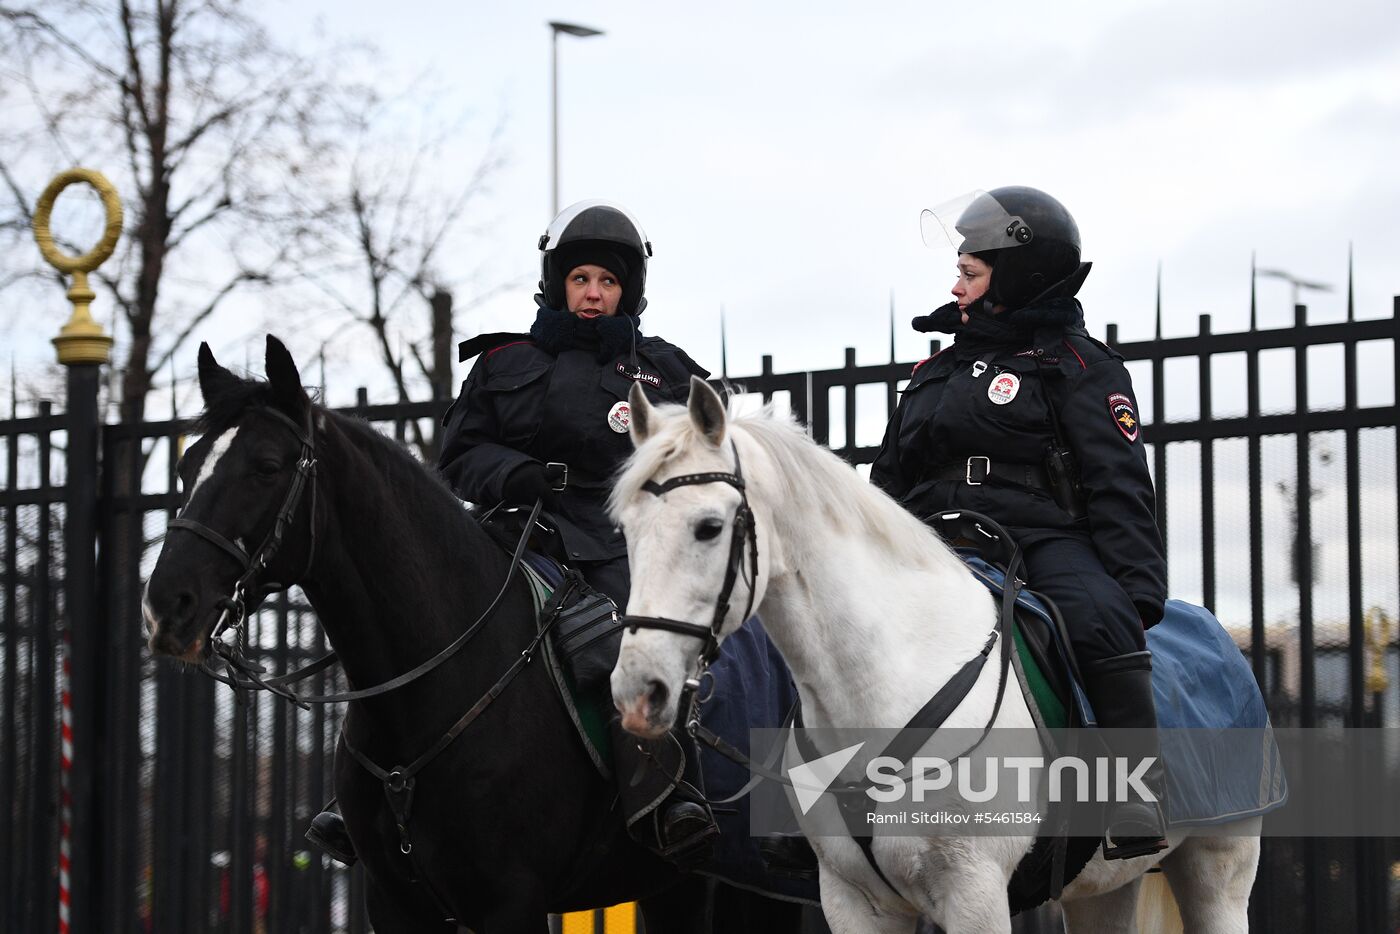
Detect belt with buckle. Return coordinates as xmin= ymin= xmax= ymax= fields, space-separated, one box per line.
xmin=929 ymin=457 xmax=1053 ymax=492
xmin=543 ymin=462 xmax=613 ymax=492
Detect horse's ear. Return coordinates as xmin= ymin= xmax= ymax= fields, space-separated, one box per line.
xmin=264 ymin=335 xmax=309 ymax=419
xmin=628 ymin=382 xmax=655 ymax=446
xmin=687 ymin=375 xmax=726 ymax=447
xmin=197 ymin=342 xmax=240 ymax=404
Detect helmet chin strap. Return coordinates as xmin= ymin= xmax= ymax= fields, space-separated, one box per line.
xmin=995 ymin=260 xmax=1094 ymax=311
xmin=624 ymin=311 xmax=640 ymax=372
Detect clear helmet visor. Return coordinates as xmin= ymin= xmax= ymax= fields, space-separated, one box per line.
xmin=919 ymin=190 xmax=1034 ymax=255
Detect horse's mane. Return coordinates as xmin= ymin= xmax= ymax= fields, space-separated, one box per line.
xmin=613 ymin=402 xmax=961 ymax=571
xmin=327 ymin=410 xmax=457 ymax=498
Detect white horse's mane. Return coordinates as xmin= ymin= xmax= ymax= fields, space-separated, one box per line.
xmin=612 ymin=400 xmax=963 ymax=572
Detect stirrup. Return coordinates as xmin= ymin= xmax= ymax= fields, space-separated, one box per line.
xmin=656 ymin=801 xmax=719 ymax=870
xmin=1102 ymin=832 xmax=1168 ymax=860
xmin=1101 ymin=804 xmax=1167 ymax=860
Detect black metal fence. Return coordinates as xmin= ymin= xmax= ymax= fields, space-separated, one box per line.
xmin=1 ymin=401 xmax=64 ymax=934
xmin=3 ymin=296 xmax=1398 ymax=932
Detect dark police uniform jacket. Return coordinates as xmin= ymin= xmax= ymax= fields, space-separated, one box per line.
xmin=438 ymin=325 xmax=708 ymax=564
xmin=871 ymin=297 xmax=1167 ymax=625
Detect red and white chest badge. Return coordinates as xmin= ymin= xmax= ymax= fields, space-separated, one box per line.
xmin=987 ymin=372 xmax=1020 ymax=405
xmin=1107 ymin=392 xmax=1139 ymax=442
xmin=607 ymin=401 xmax=632 ymax=433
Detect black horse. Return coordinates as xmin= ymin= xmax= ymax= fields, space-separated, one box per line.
xmin=143 ymin=337 xmax=805 ymax=933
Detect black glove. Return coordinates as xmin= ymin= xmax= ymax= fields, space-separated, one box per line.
xmin=502 ymin=462 xmax=553 ymax=504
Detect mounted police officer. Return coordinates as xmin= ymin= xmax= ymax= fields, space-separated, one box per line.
xmin=438 ymin=199 xmax=708 ymax=611
xmin=871 ymin=186 xmax=1169 ymax=860
xmin=308 ymin=200 xmax=720 ymax=869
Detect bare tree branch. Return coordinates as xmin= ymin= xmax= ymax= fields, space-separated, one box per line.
xmin=0 ymin=6 xmax=123 ymax=81
xmin=148 ymin=267 xmax=265 ymax=375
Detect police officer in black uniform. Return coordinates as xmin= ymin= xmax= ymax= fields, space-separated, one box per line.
xmin=445 ymin=200 xmax=717 ymax=868
xmin=438 ymin=199 xmax=707 ymax=610
xmin=306 ymin=201 xmax=720 ymax=869
xmin=871 ymin=186 xmax=1169 ymax=859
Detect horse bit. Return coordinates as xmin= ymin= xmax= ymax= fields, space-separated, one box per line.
xmin=620 ymin=440 xmax=760 ymax=734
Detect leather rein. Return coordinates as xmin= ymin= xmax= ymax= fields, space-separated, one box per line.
xmin=169 ymin=406 xmax=547 ymax=713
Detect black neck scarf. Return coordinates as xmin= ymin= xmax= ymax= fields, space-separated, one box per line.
xmin=529 ymin=301 xmax=640 ymax=363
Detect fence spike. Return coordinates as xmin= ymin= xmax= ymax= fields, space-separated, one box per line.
xmin=1154 ymin=261 xmax=1163 ymax=340
xmin=889 ymin=290 xmax=896 ymax=363
xmin=1346 ymin=242 xmax=1354 ymax=323
xmin=1249 ymin=251 xmax=1258 ymax=331
xmin=720 ymin=304 xmax=729 ymax=380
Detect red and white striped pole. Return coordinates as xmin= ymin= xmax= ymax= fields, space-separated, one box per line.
xmin=59 ymin=633 xmax=73 ymax=934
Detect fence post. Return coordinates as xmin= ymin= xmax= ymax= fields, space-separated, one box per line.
xmin=33 ymin=168 xmax=121 ymax=934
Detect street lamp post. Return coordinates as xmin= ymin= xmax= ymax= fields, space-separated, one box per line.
xmin=549 ymin=20 xmax=604 ymax=216
xmin=1256 ymin=267 xmax=1334 ymax=310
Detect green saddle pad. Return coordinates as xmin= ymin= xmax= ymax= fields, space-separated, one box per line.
xmin=1013 ymin=620 xmax=1068 ymax=730
xmin=522 ymin=563 xmax=613 ymax=771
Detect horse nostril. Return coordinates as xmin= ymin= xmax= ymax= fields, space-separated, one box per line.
xmin=645 ymin=679 xmax=669 ymax=712
xmin=172 ymin=590 xmax=196 ymax=624
xmin=153 ymin=630 xmax=184 ymax=657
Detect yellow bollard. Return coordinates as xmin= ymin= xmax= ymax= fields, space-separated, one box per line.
xmin=560 ymin=902 xmax=637 ymax=934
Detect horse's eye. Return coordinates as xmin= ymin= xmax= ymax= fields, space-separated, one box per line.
xmin=694 ymin=518 xmax=725 ymax=542
xmin=255 ymin=459 xmax=281 ymax=477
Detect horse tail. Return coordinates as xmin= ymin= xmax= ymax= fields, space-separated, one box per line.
xmin=1134 ymin=871 xmax=1182 ymax=934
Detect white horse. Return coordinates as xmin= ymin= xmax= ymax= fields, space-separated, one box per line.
xmin=608 ymin=377 xmax=1260 ymax=934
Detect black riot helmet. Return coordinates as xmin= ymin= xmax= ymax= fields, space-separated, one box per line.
xmin=921 ymin=186 xmax=1090 ymax=310
xmin=538 ymin=200 xmax=653 ymax=316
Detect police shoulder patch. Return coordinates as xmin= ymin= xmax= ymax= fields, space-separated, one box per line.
xmin=1107 ymin=392 xmax=1139 ymax=442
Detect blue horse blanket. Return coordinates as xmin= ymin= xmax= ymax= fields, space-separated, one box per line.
xmin=698 ymin=618 xmax=818 ymax=903
xmin=962 ymin=556 xmax=1287 ymax=826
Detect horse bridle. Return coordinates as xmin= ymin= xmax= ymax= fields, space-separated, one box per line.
xmin=168 ymin=406 xmax=319 ymax=647
xmin=620 ymin=440 xmax=760 ymax=731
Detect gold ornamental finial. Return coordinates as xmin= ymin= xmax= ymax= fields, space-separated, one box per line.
xmin=32 ymin=168 xmax=122 ymax=366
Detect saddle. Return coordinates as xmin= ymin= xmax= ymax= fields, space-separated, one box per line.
xmin=477 ymin=505 xmax=624 ymax=693
xmin=476 ymin=505 xmax=622 ymax=774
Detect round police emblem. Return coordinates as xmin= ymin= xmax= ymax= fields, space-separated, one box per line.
xmin=987 ymin=372 xmax=1020 ymax=405
xmin=607 ymin=401 xmax=631 ymax=433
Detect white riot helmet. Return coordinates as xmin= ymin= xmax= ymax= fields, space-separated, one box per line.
xmin=538 ymin=200 xmax=653 ymax=316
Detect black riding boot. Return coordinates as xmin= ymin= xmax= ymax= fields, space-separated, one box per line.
xmin=305 ymin=807 xmax=358 ymax=865
xmin=610 ymin=719 xmax=719 ymax=870
xmin=1083 ymin=651 xmax=1168 ymax=860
